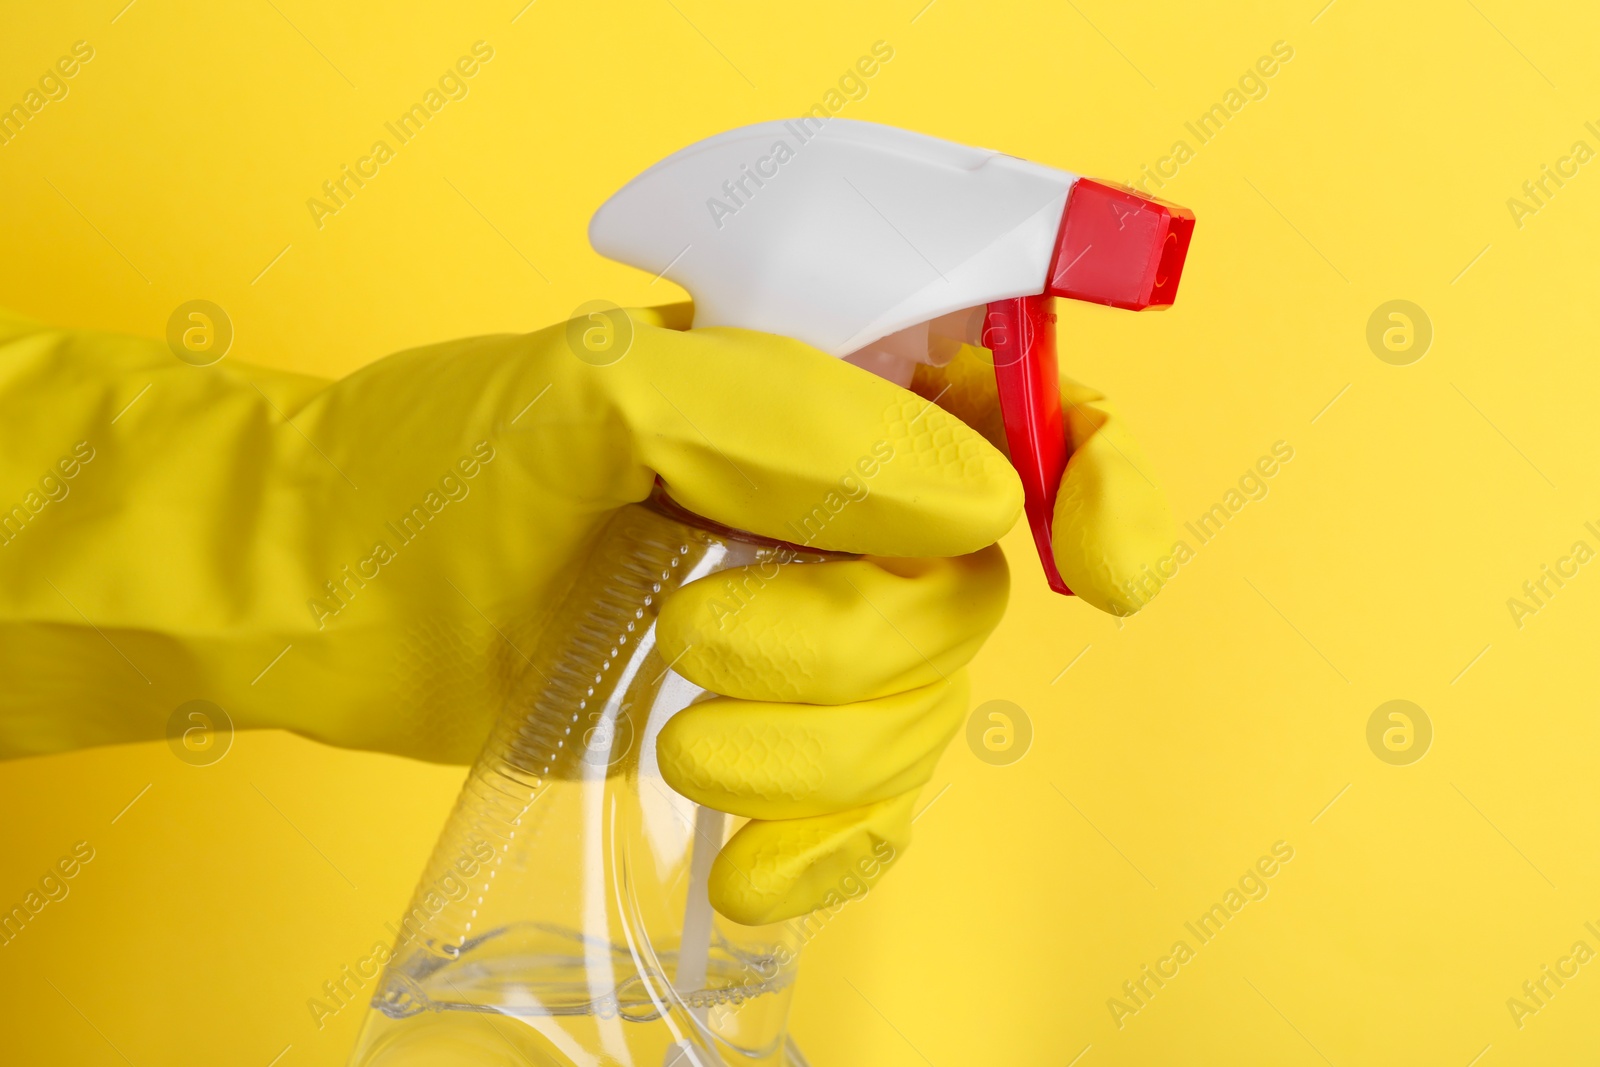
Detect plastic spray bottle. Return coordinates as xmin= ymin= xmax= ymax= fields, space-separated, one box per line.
xmin=347 ymin=119 xmax=1194 ymax=1066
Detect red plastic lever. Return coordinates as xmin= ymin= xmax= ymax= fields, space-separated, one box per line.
xmin=989 ymin=179 xmax=1195 ymax=597
xmin=985 ymin=295 xmax=1069 ymax=594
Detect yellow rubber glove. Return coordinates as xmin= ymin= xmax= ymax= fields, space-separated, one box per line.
xmin=654 ymin=552 xmax=1002 ymax=924
xmin=0 ymin=303 xmax=1018 ymax=763
xmin=0 ymin=302 xmax=1171 ymax=925
xmin=654 ymin=340 xmax=1175 ymax=924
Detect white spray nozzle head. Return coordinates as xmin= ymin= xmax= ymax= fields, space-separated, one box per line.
xmin=588 ymin=119 xmax=1078 ymax=360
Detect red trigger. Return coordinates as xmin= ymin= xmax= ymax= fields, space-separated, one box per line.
xmin=985 ymin=294 xmax=1071 ymax=595
xmin=985 ymin=178 xmax=1194 ymax=597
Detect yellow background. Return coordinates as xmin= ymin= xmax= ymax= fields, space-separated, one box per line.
xmin=2 ymin=0 xmax=1597 ymax=1064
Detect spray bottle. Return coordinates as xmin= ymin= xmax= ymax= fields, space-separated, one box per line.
xmin=348 ymin=119 xmax=1193 ymax=1066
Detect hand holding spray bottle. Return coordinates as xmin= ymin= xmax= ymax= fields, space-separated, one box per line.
xmin=349 ymin=119 xmax=1194 ymax=1066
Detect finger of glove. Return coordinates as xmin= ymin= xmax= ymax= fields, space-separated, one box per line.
xmin=909 ymin=342 xmax=1011 ymax=454
xmin=658 ymin=676 xmax=967 ymax=820
xmin=708 ymin=790 xmax=916 ymax=926
xmin=910 ymin=346 xmax=1173 ymax=614
xmin=1051 ymin=395 xmax=1176 ymax=615
xmin=656 ymin=546 xmax=1008 ymax=704
xmin=610 ymin=318 xmax=1022 ymax=558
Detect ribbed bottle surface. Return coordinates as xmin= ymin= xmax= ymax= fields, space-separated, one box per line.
xmin=348 ymin=493 xmax=819 ymax=1066
xmin=394 ymin=508 xmax=693 ymax=966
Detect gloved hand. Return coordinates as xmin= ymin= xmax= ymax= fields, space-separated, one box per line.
xmin=0 ymin=302 xmax=1170 ymax=924
xmin=910 ymin=336 xmax=1175 ymax=617
xmin=653 ymin=336 xmax=1174 ymax=923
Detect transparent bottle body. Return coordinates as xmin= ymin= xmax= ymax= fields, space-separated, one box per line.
xmin=349 ymin=490 xmax=825 ymax=1067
